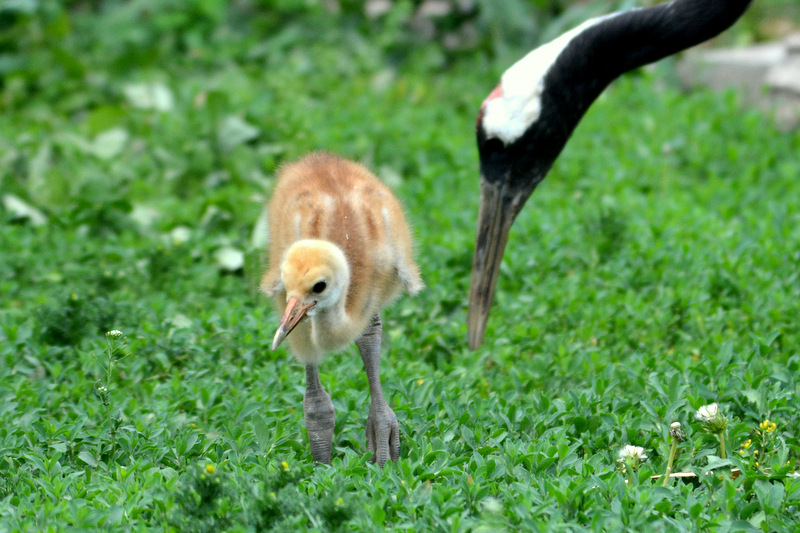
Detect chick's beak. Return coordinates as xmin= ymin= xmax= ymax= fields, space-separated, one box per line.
xmin=271 ymin=296 xmax=316 ymax=350
xmin=467 ymin=178 xmax=527 ymax=350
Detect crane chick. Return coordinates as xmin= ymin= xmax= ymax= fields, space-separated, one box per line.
xmin=261 ymin=152 xmax=423 ymax=466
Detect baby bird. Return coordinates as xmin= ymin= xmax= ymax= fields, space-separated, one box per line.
xmin=261 ymin=152 xmax=423 ymax=466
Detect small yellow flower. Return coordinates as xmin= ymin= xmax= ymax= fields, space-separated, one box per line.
xmin=336 ymin=498 xmax=344 ymax=506
xmin=759 ymin=419 xmax=777 ymax=433
xmin=416 ymin=379 xmax=424 ymax=386
xmin=742 ymin=439 xmax=752 ymax=449
xmin=400 ymin=480 xmax=405 ymax=486
xmin=281 ymin=460 xmax=289 ymax=472
xmin=205 ymin=464 xmax=216 ymax=474
xmin=739 ymin=449 xmax=746 ymax=456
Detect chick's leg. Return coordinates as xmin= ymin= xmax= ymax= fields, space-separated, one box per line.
xmin=356 ymin=315 xmax=400 ymax=466
xmin=304 ymin=364 xmax=335 ymax=464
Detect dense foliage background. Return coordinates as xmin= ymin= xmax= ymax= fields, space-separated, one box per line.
xmin=1 ymin=0 xmax=799 ymax=530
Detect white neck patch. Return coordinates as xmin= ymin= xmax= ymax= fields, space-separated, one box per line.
xmin=481 ymin=12 xmax=619 ymax=145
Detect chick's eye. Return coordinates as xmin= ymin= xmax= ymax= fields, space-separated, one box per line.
xmin=312 ymin=281 xmax=327 ymax=294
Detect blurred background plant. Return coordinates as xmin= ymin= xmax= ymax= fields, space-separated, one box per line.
xmin=2 ymin=0 xmax=798 ymax=234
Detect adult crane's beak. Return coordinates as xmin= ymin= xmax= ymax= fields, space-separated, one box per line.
xmin=272 ymin=296 xmax=316 ymax=350
xmin=467 ymin=178 xmax=527 ymax=349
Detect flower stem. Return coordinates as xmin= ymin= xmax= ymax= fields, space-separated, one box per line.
xmin=662 ymin=438 xmax=679 ymax=486
xmin=718 ymin=432 xmax=726 ymax=459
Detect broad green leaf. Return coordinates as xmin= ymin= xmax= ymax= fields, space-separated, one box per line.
xmin=2 ymin=194 xmax=46 ymax=226
xmin=215 ymin=246 xmax=245 ymax=271
xmin=91 ymin=128 xmax=129 ymax=160
xmin=78 ymin=451 xmax=98 ymax=468
xmin=218 ymin=115 xmax=260 ymax=152
xmin=253 ymin=413 xmax=271 ymax=454
xmin=123 ymin=82 xmax=174 ymax=111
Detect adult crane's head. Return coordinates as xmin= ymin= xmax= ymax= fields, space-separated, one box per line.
xmin=467 ymin=0 xmax=753 ymax=349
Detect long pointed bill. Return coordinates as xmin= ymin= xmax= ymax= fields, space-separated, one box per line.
xmin=467 ymin=179 xmax=528 ymax=349
xmin=271 ymin=296 xmax=316 ymax=350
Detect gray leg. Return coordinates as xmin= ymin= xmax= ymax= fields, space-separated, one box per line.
xmin=303 ymin=364 xmax=335 ymax=464
xmin=355 ymin=315 xmax=400 ymax=466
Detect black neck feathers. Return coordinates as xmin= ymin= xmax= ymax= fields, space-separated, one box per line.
xmin=553 ymin=0 xmax=752 ymax=101
xmin=478 ymin=0 xmax=752 ymax=195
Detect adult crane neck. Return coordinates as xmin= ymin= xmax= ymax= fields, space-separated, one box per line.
xmin=480 ymin=0 xmax=753 ymax=152
xmin=581 ymin=0 xmax=754 ymax=81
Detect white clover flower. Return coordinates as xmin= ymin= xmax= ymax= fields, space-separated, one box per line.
xmin=663 ymin=423 xmax=683 ymax=486
xmin=618 ymin=445 xmax=648 ymax=463
xmin=107 ymin=329 xmax=123 ymax=338
xmin=618 ymin=445 xmax=648 ymax=480
xmin=696 ymin=402 xmax=727 ymax=435
xmin=481 ymin=497 xmax=503 ymax=514
xmin=695 ymin=403 xmax=719 ymax=422
xmin=669 ymin=421 xmax=685 ymax=441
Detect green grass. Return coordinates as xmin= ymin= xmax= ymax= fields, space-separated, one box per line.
xmin=2 ymin=1 xmax=800 ymax=531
